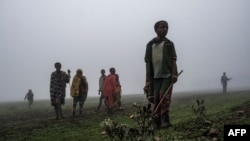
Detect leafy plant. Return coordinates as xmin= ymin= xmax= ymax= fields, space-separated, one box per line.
xmin=129 ymin=103 xmax=155 ymax=140
xmin=100 ymin=103 xmax=156 ymax=141
xmin=100 ymin=118 xmax=129 ymax=141
xmin=191 ymin=99 xmax=206 ymax=124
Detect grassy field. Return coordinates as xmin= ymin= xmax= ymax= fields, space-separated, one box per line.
xmin=0 ymin=90 xmax=250 ymax=141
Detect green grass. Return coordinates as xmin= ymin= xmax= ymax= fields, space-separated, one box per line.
xmin=170 ymin=90 xmax=250 ymax=123
xmin=0 ymin=90 xmax=250 ymax=141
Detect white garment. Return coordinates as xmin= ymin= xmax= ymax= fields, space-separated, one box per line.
xmin=152 ymin=41 xmax=171 ymax=78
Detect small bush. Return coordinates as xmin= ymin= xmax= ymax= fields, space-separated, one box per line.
xmin=100 ymin=103 xmax=156 ymax=141
xmin=191 ymin=99 xmax=206 ymax=124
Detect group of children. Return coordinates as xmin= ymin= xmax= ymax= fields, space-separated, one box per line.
xmin=70 ymin=67 xmax=122 ymax=117
xmin=49 ymin=62 xmax=122 ymax=120
xmin=97 ymin=68 xmax=122 ymax=115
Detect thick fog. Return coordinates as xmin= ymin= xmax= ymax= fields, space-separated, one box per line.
xmin=0 ymin=0 xmax=249 ymax=102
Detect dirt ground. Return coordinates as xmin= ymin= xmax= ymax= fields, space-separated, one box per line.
xmin=0 ymin=100 xmax=249 ymax=141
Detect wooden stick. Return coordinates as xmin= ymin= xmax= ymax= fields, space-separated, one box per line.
xmin=153 ymin=70 xmax=183 ymax=114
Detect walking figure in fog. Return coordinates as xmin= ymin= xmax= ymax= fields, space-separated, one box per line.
xmin=104 ymin=67 xmax=119 ymax=115
xmin=97 ymin=69 xmax=106 ymax=111
xmin=70 ymin=69 xmax=88 ymax=117
xmin=50 ymin=62 xmax=71 ymax=120
xmin=221 ymin=72 xmax=232 ymax=94
xmin=112 ymin=73 xmax=123 ymax=110
xmin=24 ymin=89 xmax=34 ymax=108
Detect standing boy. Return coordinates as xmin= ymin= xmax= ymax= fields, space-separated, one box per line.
xmin=144 ymin=20 xmax=178 ymax=129
xmin=50 ymin=62 xmax=71 ymax=120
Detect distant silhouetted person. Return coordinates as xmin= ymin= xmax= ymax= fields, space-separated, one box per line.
xmin=24 ymin=89 xmax=34 ymax=108
xmin=97 ymin=69 xmax=106 ymax=111
xmin=50 ymin=62 xmax=71 ymax=120
xmin=70 ymin=69 xmax=88 ymax=117
xmin=221 ymin=72 xmax=232 ymax=94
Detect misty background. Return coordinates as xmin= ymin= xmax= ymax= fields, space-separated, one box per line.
xmin=1 ymin=0 xmax=249 ymax=102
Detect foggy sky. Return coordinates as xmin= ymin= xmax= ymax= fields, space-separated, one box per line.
xmin=1 ymin=0 xmax=250 ymax=102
